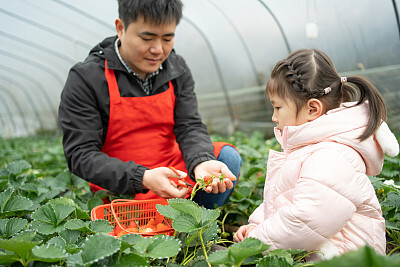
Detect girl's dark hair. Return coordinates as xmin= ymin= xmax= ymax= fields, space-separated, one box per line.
xmin=267 ymin=49 xmax=387 ymax=141
xmin=117 ymin=0 xmax=183 ymax=27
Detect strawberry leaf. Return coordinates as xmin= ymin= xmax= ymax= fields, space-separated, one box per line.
xmin=0 ymin=250 xmax=19 ymax=264
xmin=80 ymin=234 xmax=121 ymax=265
xmin=156 ymin=204 xmax=180 ymax=220
xmin=0 ymin=188 xmax=33 ymax=215
xmin=0 ymin=218 xmax=28 ymax=238
xmin=172 ymin=214 xmax=200 ymax=232
xmin=87 ymin=219 xmax=113 ymax=234
xmin=6 ymin=160 xmax=31 ymax=175
xmin=64 ymin=219 xmax=86 ymax=231
xmin=145 ymin=235 xmax=181 ymax=259
xmin=0 ymin=237 xmax=40 ymax=262
xmin=32 ymin=221 xmax=66 ymax=235
xmin=31 ymin=243 xmax=68 ymax=262
xmin=31 ymin=202 xmax=75 ymax=226
xmin=228 ymin=237 xmax=270 ymax=264
xmin=167 ymin=198 xmax=201 ymax=223
xmin=208 ymin=250 xmax=232 ymax=265
xmin=59 ymin=229 xmax=80 ymax=245
xmin=115 ymin=253 xmax=149 ymax=266
xmin=200 ymin=206 xmax=220 ymax=226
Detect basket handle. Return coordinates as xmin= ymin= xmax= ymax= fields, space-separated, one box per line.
xmin=110 ymin=199 xmax=138 ymax=234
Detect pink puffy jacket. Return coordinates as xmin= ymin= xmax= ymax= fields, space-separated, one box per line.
xmin=247 ymin=102 xmax=399 ymax=260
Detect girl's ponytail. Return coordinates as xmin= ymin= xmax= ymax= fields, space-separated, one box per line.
xmin=346 ymin=76 xmax=387 ymax=141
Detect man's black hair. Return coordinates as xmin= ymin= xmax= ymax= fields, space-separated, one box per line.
xmin=117 ymin=0 xmax=183 ymax=27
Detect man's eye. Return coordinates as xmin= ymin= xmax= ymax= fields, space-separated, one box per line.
xmin=141 ymin=37 xmax=151 ymax=41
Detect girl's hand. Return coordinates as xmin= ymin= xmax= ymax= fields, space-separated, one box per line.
xmin=233 ymin=225 xmax=256 ymax=243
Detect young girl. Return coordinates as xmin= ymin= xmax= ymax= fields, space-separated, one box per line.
xmin=233 ymin=49 xmax=399 ymax=261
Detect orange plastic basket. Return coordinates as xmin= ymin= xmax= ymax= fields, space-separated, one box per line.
xmin=91 ymin=198 xmax=174 ymax=237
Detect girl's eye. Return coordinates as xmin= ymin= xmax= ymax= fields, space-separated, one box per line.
xmin=274 ymin=107 xmax=281 ymax=111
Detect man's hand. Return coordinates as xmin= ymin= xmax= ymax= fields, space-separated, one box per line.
xmin=142 ymin=167 xmax=188 ymax=198
xmin=194 ymin=160 xmax=236 ymax=194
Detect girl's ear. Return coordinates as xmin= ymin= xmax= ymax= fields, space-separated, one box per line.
xmin=306 ymin=99 xmax=323 ymax=121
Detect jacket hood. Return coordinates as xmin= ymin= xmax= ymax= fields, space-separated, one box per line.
xmin=275 ymin=102 xmax=399 ymax=176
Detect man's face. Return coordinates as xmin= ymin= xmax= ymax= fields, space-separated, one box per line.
xmin=115 ymin=16 xmax=176 ymax=79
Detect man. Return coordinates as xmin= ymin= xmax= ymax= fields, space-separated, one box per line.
xmin=58 ymin=0 xmax=241 ymax=208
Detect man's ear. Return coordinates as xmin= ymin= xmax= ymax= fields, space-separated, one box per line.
xmin=115 ymin=18 xmax=125 ymax=36
xmin=306 ymin=98 xmax=323 ymax=121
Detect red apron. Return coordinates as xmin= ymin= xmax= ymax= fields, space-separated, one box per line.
xmin=90 ymin=60 xmax=229 ymax=200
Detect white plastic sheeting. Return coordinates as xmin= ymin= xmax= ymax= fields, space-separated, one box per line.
xmin=1 ymin=0 xmax=400 ymax=137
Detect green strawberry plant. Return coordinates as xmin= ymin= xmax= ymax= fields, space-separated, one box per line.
xmin=0 ymin=131 xmax=400 ymax=266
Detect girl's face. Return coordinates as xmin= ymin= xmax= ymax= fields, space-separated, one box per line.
xmin=269 ymin=94 xmax=309 ymax=133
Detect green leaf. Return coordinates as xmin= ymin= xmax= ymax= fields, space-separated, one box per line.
xmin=32 ymin=202 xmax=75 ymax=226
xmin=119 ymin=233 xmax=144 ymax=252
xmin=31 ymin=243 xmax=68 ymax=262
xmin=230 ymin=190 xmax=246 ymax=202
xmin=228 ymin=237 xmax=270 ymax=264
xmin=0 ymin=237 xmax=40 ymax=261
xmin=200 ymin=206 xmax=220 ymax=225
xmin=145 ymin=235 xmax=181 ymax=258
xmin=65 ymin=243 xmax=81 ymax=254
xmin=115 ymin=253 xmax=149 ymax=267
xmin=80 ymin=234 xmax=121 ymax=265
xmin=48 ymin=197 xmax=90 ymax=220
xmin=314 ymin=246 xmax=400 ymax=267
xmin=168 ymin=198 xmax=201 ymax=223
xmin=172 ymin=214 xmax=201 ymax=232
xmin=208 ymin=250 xmax=233 ymax=265
xmin=31 ymin=203 xmax=58 ymax=225
xmin=0 ymin=218 xmax=28 ymax=238
xmin=19 ymin=183 xmax=39 ymax=194
xmin=0 ymin=250 xmax=19 ymax=264
xmin=0 ymin=188 xmax=13 ymax=213
xmin=265 ymin=249 xmax=294 ymax=265
xmin=1 ymin=195 xmax=33 ymax=214
xmin=66 ymin=251 xmax=84 ymax=266
xmin=47 ymin=236 xmax=67 ymax=249
xmin=52 ymin=203 xmax=77 ymax=224
xmin=382 ymin=192 xmax=400 ymax=210
xmin=134 ymin=237 xmax=154 ymax=254
xmin=119 ymin=233 xmax=143 ymax=245
xmin=87 ymin=197 xmax=104 ymax=211
xmin=156 ymin=203 xmax=181 ymax=220
xmin=94 ymin=190 xmax=109 ymax=200
xmin=65 ymin=219 xmax=87 ymax=231
xmin=258 ymin=255 xmax=292 ymax=266
xmin=6 ymin=160 xmax=31 ymax=175
xmin=33 ymin=221 xmax=66 ymax=235
xmin=88 ymin=219 xmax=114 ymax=234
xmin=185 ymin=221 xmax=219 ymax=246
xmin=50 ymin=172 xmax=71 ymax=190
xmin=11 ymin=229 xmax=37 ymax=242
xmin=199 ymin=220 xmax=219 ymax=244
xmin=59 ymin=229 xmax=80 ymax=244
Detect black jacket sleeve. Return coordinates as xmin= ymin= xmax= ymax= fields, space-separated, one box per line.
xmin=58 ymin=63 xmax=148 ymax=195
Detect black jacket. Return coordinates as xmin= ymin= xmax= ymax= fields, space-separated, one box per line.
xmin=58 ymin=36 xmax=215 ymax=195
